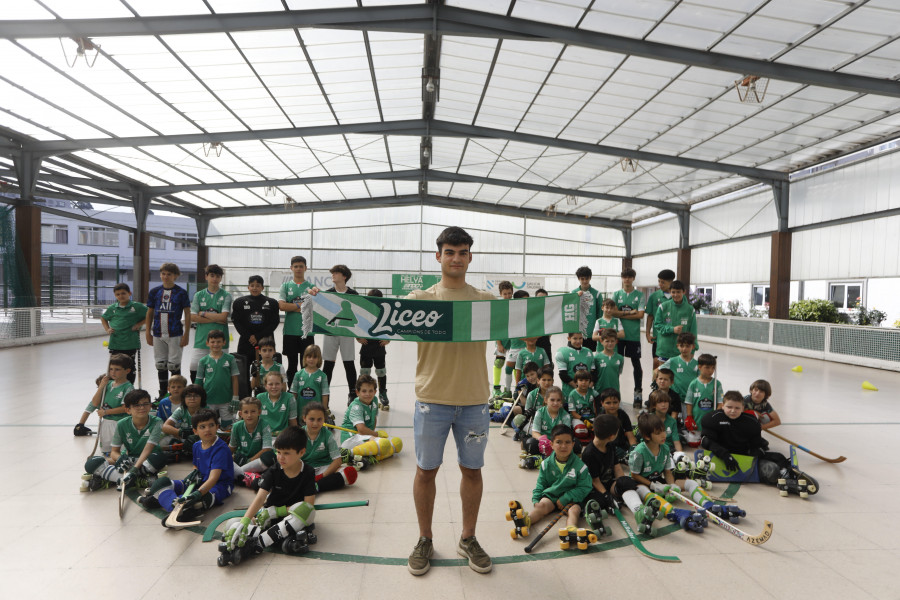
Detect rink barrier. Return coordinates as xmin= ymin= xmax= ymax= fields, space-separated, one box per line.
xmin=696 ymin=315 xmax=900 ymax=373
xmin=0 ymin=305 xmax=106 ymax=348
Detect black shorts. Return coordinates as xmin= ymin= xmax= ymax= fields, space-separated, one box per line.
xmin=651 ymin=341 xmax=657 ymax=358
xmin=583 ymin=338 xmax=598 ymax=352
xmin=617 ymin=340 xmax=641 ymax=358
xmin=282 ymin=334 xmax=314 ymax=356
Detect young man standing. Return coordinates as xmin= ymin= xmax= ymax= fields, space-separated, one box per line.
xmin=572 ymin=266 xmax=603 ymax=352
xmin=610 ymin=268 xmax=645 ymax=408
xmin=232 ymin=275 xmax=280 ymax=392
xmin=278 ymin=256 xmax=319 ymax=386
xmin=406 ymin=226 xmax=495 ymax=576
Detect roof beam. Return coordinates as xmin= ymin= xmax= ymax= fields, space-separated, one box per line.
xmin=200 ymin=194 xmax=630 ymax=230
xmin=22 ymin=119 xmax=782 ymax=181
xmin=426 ymin=171 xmax=688 ymax=213
xmin=3 ymin=6 xmax=899 ymax=98
xmin=145 ymin=169 xmax=420 ymax=195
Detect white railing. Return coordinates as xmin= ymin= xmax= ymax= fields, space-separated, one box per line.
xmin=0 ymin=305 xmax=108 ymax=348
xmin=696 ymin=314 xmax=900 ymax=372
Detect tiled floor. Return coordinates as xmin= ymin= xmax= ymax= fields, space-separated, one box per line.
xmin=2 ymin=330 xmax=898 ymax=600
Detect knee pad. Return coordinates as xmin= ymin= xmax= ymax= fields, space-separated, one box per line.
xmin=512 ymin=414 xmax=526 ymax=429
xmin=523 ymin=437 xmax=540 ymax=455
xmin=375 ymin=437 xmax=393 ymax=459
xmin=494 ymin=357 xmax=504 ymax=369
xmin=146 ymin=451 xmax=167 ymax=472
xmin=148 ymin=476 xmax=173 ymax=497
xmin=758 ymin=459 xmax=781 ymax=485
xmin=85 ymin=455 xmax=107 ymax=474
xmin=359 ymin=367 xmax=371 ymax=376
xmin=375 ymin=368 xmax=386 ymax=378
xmin=615 ymin=476 xmax=638 ymax=495
xmin=505 ymin=365 xmax=513 ymax=375
xmin=288 ymin=501 xmax=315 ymax=527
xmin=167 ymin=362 xmax=180 ymax=372
xmin=156 ymin=361 xmax=167 ymax=371
xmin=390 ymin=437 xmax=403 ymax=453
xmin=260 ymin=449 xmax=276 ymax=467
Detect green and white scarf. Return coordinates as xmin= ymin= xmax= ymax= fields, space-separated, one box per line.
xmin=302 ymin=291 xmax=588 ymax=342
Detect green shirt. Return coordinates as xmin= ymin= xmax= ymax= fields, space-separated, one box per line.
xmin=303 ymin=427 xmax=341 ymax=468
xmin=515 ymin=347 xmax=549 ymax=371
xmin=280 ymin=280 xmax=313 ymax=336
xmin=259 ymin=361 xmax=283 ymax=384
xmin=611 ymin=289 xmax=645 ymax=342
xmin=258 ymin=391 xmax=298 ymax=435
xmin=571 ymin=285 xmax=603 ymax=338
xmin=656 ymin=413 xmax=679 ymax=453
xmin=567 ymin=388 xmax=597 ymax=417
xmin=593 ymin=316 xmax=623 ymax=337
xmin=509 ymin=338 xmax=527 ymax=350
xmin=290 ymin=368 xmax=330 ymax=415
xmin=685 ymin=377 xmax=723 ymax=432
xmin=593 ymin=351 xmax=624 ymax=392
xmin=628 ymin=441 xmax=674 ymax=481
xmin=195 ymin=353 xmax=240 ymax=406
xmin=102 ymin=300 xmax=148 ymax=351
xmin=84 ymin=380 xmax=134 ymax=422
xmin=653 ymin=298 xmax=698 ymax=359
xmin=191 ymin=288 xmax=233 ymax=349
xmin=525 ymin=387 xmax=547 ymax=412
xmin=168 ymin=406 xmax=197 ymax=432
xmin=112 ymin=415 xmax=163 ymax=455
xmin=229 ymin=419 xmax=272 ymax=462
xmin=341 ymin=397 xmax=379 ymax=442
xmin=661 ymin=356 xmax=698 ymax=399
xmin=645 ymin=290 xmax=671 ymax=339
xmin=555 ymin=345 xmax=594 ymax=398
xmin=532 ymin=406 xmax=572 ymax=437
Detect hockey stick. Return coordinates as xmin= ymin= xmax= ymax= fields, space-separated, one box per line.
xmin=498 ymin=401 xmax=517 ymax=435
xmin=118 ymin=478 xmax=127 ymax=519
xmin=164 ymin=483 xmax=201 ymax=529
xmin=764 ymin=430 xmax=846 ymax=464
xmin=86 ymin=384 xmax=108 ymax=461
xmin=323 ymin=422 xmax=380 ymax=436
xmin=671 ymin=490 xmax=772 ymax=545
xmin=202 ymin=500 xmax=370 ymax=542
xmin=611 ymin=506 xmax=681 ymax=562
xmin=136 ymin=346 xmax=142 ymax=390
xmin=524 ymin=503 xmax=573 ymax=553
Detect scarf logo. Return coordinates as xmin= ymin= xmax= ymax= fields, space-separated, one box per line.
xmin=371 ymin=301 xmax=445 ymax=336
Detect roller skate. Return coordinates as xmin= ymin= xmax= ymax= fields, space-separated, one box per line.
xmin=217 ymin=537 xmax=264 ymax=567
xmin=559 ymin=525 xmax=594 ymax=550
xmin=703 ymin=502 xmax=746 ymax=523
xmin=380 ymin=391 xmax=390 ymax=411
xmin=583 ymin=499 xmax=611 ymax=538
xmin=666 ymin=507 xmax=707 ymax=533
xmin=500 ymin=388 xmax=513 ymax=400
xmin=691 ymin=454 xmax=714 ymax=489
xmin=634 ymin=499 xmax=660 ymax=536
xmin=786 ymin=445 xmax=818 ymax=496
xmin=73 ymin=423 xmax=93 ymax=436
xmin=506 ymin=500 xmax=530 ymax=538
xmin=80 ymin=473 xmax=111 ymax=492
xmin=776 ymin=469 xmax=815 ymax=498
xmin=518 ymin=452 xmax=542 ymax=470
xmin=282 ymin=523 xmax=317 ymax=555
xmin=324 ymin=410 xmax=336 ymax=426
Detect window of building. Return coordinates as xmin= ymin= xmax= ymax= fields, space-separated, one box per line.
xmin=41 ymin=224 xmax=68 ymax=244
xmin=694 ymin=286 xmax=713 ymax=302
xmin=174 ymin=232 xmax=198 ymax=251
xmin=829 ymin=282 xmax=862 ymax=310
xmin=77 ymin=226 xmax=118 ymax=247
xmin=128 ymin=231 xmax=166 ymax=249
xmin=752 ymin=284 xmax=770 ymax=307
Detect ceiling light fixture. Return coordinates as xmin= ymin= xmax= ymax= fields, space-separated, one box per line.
xmin=60 ymin=37 xmax=100 ymax=68
xmin=735 ymin=75 xmax=769 ymax=104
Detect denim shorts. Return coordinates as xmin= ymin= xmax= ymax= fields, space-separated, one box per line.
xmin=413 ymin=401 xmax=490 ymax=470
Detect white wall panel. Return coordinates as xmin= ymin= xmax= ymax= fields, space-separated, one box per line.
xmin=692 ymin=238 xmax=770 ymax=284
xmin=634 ymin=252 xmax=678 ymax=287
xmin=633 ymin=217 xmax=679 ymax=255
xmin=689 ymin=190 xmax=776 ymax=245
xmin=867 ymin=278 xmax=900 ymax=328
xmin=315 ymin=206 xmax=422 ymax=229
xmin=790 ymin=150 xmax=900 ymax=228
xmin=792 ymin=216 xmax=900 ymax=280
xmin=209 ymin=212 xmax=311 ymax=235
xmin=423 ymin=206 xmax=523 ymax=234
xmin=421 ymin=224 xmax=523 ymax=254
xmin=526 ymin=255 xmax=621 ymax=278
xmin=312 ymin=224 xmax=422 ymax=251
xmin=207 ymin=231 xmax=311 ymax=248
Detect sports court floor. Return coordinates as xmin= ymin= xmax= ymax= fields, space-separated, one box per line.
xmin=2 ymin=329 xmax=897 ymax=599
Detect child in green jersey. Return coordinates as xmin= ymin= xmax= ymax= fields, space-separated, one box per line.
xmin=514 ymin=425 xmax=591 ymax=534
xmin=593 ymin=328 xmax=624 ymax=394
xmin=661 ymin=332 xmax=698 ymax=403
xmin=162 ymin=384 xmax=206 ymax=452
xmin=573 ymin=266 xmax=602 ymax=352
xmin=82 ymin=389 xmax=167 ymax=492
xmin=231 ymin=397 xmax=275 ymax=488
xmin=74 ymin=354 xmax=134 ymax=452
xmin=653 ymin=280 xmax=697 ymax=361
xmin=684 ymin=354 xmax=723 ymax=434
xmin=195 ymin=329 xmax=240 ymax=429
xmin=629 ymin=413 xmax=676 ymax=488
xmin=290 ymin=344 xmax=331 ymax=421
xmin=510 ymin=362 xmax=541 ymax=419
xmin=340 ymin=374 xmax=384 ymax=447
xmin=259 ymin=370 xmax=299 ymax=437
xmin=526 ymin=386 xmax=574 ymax=457
xmin=251 ymin=337 xmax=284 ymax=396
xmin=556 ymin=331 xmax=594 ymax=399
xmin=647 ymin=390 xmax=681 ymax=454
xmin=302 ymin=402 xmax=358 ymax=491
xmin=592 ymin=298 xmax=624 ymax=341
xmin=515 ymin=337 xmax=550 ymax=374
xmin=100 ymin=283 xmax=147 ymax=383
xmin=278 ymin=255 xmax=320 ymax=386
xmin=190 ymin=264 xmax=232 ymax=382
xmin=567 ymin=370 xmax=597 ymax=440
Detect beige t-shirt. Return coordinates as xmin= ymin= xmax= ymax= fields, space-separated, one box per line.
xmin=408 ymin=282 xmax=495 ymax=405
